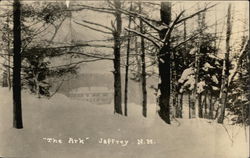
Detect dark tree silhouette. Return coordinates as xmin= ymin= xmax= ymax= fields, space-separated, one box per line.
xmin=13 ymin=0 xmax=23 ymax=129
xmin=157 ymin=2 xmax=172 ymax=124
xmin=139 ymin=3 xmax=147 ymax=117
xmin=124 ymin=3 xmax=132 ymax=117
xmin=113 ymin=0 xmax=123 ymax=115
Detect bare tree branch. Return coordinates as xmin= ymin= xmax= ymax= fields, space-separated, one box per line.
xmin=173 ymin=32 xmax=200 ymax=50
xmin=49 ymin=43 xmax=113 ymax=49
xmin=80 ymin=19 xmax=113 ymax=31
xmin=176 ymin=4 xmax=217 ymax=25
xmin=228 ymin=38 xmax=249 ymax=85
xmin=70 ymin=4 xmax=115 ymax=14
xmin=125 ymin=28 xmax=161 ymax=48
xmin=146 ymin=32 xmax=164 ymax=44
xmin=163 ymin=10 xmax=185 ymax=43
xmin=49 ymin=16 xmax=67 ymax=42
xmin=74 ymin=20 xmax=112 ymax=34
xmin=67 ymin=51 xmax=113 ymax=60
xmin=48 ymin=58 xmax=103 ymax=69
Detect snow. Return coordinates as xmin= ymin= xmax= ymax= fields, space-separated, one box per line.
xmin=189 ymin=48 xmax=197 ymax=55
xmin=197 ymin=81 xmax=206 ymax=93
xmin=179 ymin=68 xmax=195 ymax=92
xmin=212 ymin=75 xmax=219 ymax=84
xmin=65 ymin=0 xmax=70 ymax=8
xmin=208 ymin=53 xmax=222 ymax=60
xmin=178 ymin=67 xmax=194 ymax=84
xmin=0 ymin=88 xmax=249 ymax=158
xmin=212 ymin=86 xmax=219 ymax=91
xmin=203 ymin=62 xmax=215 ymax=71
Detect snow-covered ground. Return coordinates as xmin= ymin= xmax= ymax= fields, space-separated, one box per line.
xmin=0 ymin=88 xmax=248 ymax=158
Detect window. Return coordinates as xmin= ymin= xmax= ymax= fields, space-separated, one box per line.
xmin=103 ymin=93 xmax=108 ymax=97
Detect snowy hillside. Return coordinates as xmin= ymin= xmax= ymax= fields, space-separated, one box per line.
xmin=0 ymin=88 xmax=248 ymax=158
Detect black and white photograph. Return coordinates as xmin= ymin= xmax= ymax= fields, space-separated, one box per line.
xmin=0 ymin=0 xmax=249 ymax=158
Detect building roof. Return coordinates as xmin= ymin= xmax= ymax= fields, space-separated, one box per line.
xmin=69 ymin=87 xmax=113 ymax=94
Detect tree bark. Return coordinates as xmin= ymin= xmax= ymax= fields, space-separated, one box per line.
xmin=7 ymin=15 xmax=12 ymax=90
xmin=177 ymin=93 xmax=183 ymax=118
xmin=204 ymin=91 xmax=208 ymax=117
xmin=124 ymin=3 xmax=132 ymax=117
xmin=158 ymin=45 xmax=171 ymax=124
xmin=198 ymin=93 xmax=203 ymax=118
xmin=139 ymin=3 xmax=147 ymax=117
xmin=188 ymin=92 xmax=192 ymax=119
xmin=209 ymin=92 xmax=214 ymax=119
xmin=157 ymin=2 xmax=172 ymax=124
xmin=217 ymin=4 xmax=232 ymax=124
xmin=113 ymin=0 xmax=122 ymax=115
xmin=13 ymin=0 xmax=23 ymax=129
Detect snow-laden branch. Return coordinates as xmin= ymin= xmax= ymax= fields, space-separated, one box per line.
xmin=163 ymin=11 xmax=185 ymax=43
xmin=146 ymin=32 xmax=164 ymax=44
xmin=74 ymin=20 xmax=113 ymax=34
xmin=140 ymin=17 xmax=162 ymax=32
xmin=125 ymin=28 xmax=161 ymax=48
xmin=228 ymin=38 xmax=249 ymax=85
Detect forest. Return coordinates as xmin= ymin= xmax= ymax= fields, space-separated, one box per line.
xmin=0 ymin=0 xmax=249 ymax=127
xmin=0 ymin=1 xmax=249 ymax=157
xmin=0 ymin=0 xmax=250 ymax=158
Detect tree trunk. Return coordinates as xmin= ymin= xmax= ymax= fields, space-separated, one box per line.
xmin=173 ymin=49 xmax=180 ymax=118
xmin=2 ymin=71 xmax=8 ymax=87
xmin=13 ymin=0 xmax=23 ymax=129
xmin=157 ymin=2 xmax=172 ymax=124
xmin=113 ymin=0 xmax=122 ymax=115
xmin=209 ymin=92 xmax=214 ymax=119
xmin=158 ymin=45 xmax=171 ymax=124
xmin=217 ymin=4 xmax=232 ymax=124
xmin=134 ymin=36 xmax=142 ymax=104
xmin=183 ymin=16 xmax=187 ymax=66
xmin=7 ymin=15 xmax=12 ymax=90
xmin=204 ymin=91 xmax=208 ymax=118
xmin=124 ymin=3 xmax=132 ymax=117
xmin=178 ymin=93 xmax=183 ymax=118
xmin=198 ymin=94 xmax=203 ymax=118
xmin=139 ymin=3 xmax=147 ymax=117
xmin=188 ymin=92 xmax=192 ymax=119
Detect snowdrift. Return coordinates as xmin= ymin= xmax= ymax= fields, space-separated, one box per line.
xmin=0 ymin=88 xmax=248 ymax=158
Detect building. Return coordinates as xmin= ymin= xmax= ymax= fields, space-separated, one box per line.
xmin=68 ymin=87 xmax=113 ymax=105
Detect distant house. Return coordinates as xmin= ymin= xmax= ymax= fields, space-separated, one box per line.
xmin=68 ymin=87 xmax=113 ymax=105
xmin=57 ymin=73 xmax=157 ymax=104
